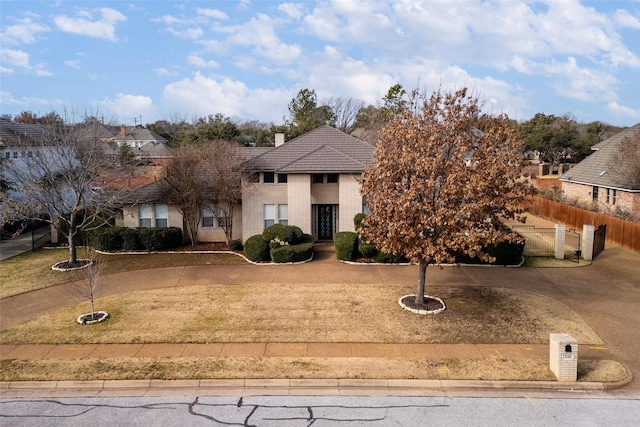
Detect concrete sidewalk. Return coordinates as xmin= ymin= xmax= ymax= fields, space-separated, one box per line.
xmin=1 ymin=215 xmax=639 ymax=396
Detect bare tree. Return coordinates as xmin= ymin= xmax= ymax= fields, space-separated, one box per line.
xmin=1 ymin=112 xmax=129 ymax=266
xmin=163 ymin=140 xmax=248 ymax=245
xmin=210 ymin=139 xmax=248 ymax=243
xmin=361 ymin=88 xmax=531 ymax=307
xmin=323 ymin=97 xmax=364 ymax=134
xmin=608 ymin=128 xmax=640 ymax=189
xmin=162 ymin=144 xmax=214 ymax=246
xmin=76 ymin=247 xmax=105 ymax=323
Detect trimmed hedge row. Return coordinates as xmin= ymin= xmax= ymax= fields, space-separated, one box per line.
xmin=244 ymin=224 xmax=314 ymax=263
xmin=88 ymin=226 xmax=183 ymax=251
xmin=346 ymin=213 xmax=524 ymax=265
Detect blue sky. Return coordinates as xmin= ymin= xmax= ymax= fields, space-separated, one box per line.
xmin=1 ymin=0 xmax=639 ymax=127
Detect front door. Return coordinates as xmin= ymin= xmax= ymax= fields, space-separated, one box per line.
xmin=318 ymin=205 xmax=333 ymax=241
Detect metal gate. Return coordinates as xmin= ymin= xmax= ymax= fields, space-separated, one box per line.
xmin=593 ymin=224 xmax=606 ymax=259
xmin=564 ymin=228 xmax=581 ymax=263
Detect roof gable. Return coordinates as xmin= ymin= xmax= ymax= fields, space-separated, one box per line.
xmin=244 ymin=125 xmax=374 ymax=173
xmin=560 ymin=123 xmax=640 ymax=190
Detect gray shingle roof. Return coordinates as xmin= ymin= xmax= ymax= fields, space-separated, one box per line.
xmin=243 ymin=125 xmax=374 ymax=173
xmin=121 ymin=180 xmax=171 ymax=204
xmin=0 ymin=118 xmax=46 ymax=145
xmin=560 ymin=123 xmax=640 ymax=191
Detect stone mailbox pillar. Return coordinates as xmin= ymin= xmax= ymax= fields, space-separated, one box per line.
xmin=550 ymin=333 xmax=578 ymax=381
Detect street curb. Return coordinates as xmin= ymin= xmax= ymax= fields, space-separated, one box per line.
xmin=0 ymin=378 xmax=619 ymax=397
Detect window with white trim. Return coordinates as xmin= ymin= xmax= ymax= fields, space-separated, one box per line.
xmin=139 ymin=204 xmax=152 ymax=228
xmin=278 ymin=204 xmax=288 ymax=225
xmin=202 ymin=207 xmax=215 ymax=228
xmin=154 ymin=204 xmax=168 ymax=227
xmin=264 ymin=204 xmax=275 ymax=229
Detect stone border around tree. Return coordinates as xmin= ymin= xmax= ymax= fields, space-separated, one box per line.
xmin=398 ymin=294 xmax=446 ymax=315
xmin=51 ymin=259 xmax=92 ymax=271
xmin=76 ymin=311 xmax=109 ymax=325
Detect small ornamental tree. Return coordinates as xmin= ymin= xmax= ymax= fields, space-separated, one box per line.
xmin=360 ymin=88 xmax=531 ymax=307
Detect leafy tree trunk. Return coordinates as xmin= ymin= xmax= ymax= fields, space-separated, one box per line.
xmin=416 ymin=259 xmax=428 ymax=305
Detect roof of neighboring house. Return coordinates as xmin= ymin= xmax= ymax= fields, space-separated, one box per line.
xmin=243 ymin=125 xmax=375 ymax=173
xmin=0 ymin=118 xmax=47 ymax=145
xmin=120 ymin=180 xmax=171 ymax=204
xmin=560 ymin=123 xmax=640 ymax=191
xmin=111 ymin=127 xmax=169 ymax=144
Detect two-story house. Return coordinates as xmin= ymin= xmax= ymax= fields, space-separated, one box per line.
xmin=242 ymin=125 xmax=374 ymax=241
xmin=121 ymin=125 xmax=374 ymax=243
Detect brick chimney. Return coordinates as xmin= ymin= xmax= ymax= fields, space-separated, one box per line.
xmin=120 ymin=125 xmax=126 ymax=137
xmin=275 ymin=133 xmax=285 ymax=147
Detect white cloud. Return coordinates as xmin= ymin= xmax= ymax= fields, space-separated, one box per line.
xmin=217 ymin=13 xmax=302 ymax=63
xmin=197 ymin=8 xmax=229 ymax=20
xmin=614 ymin=9 xmax=640 ymax=29
xmin=0 ymin=90 xmax=63 ymax=108
xmin=162 ymin=72 xmax=291 ymax=122
xmin=0 ymin=18 xmax=49 ymax=45
xmin=153 ymin=67 xmax=178 ymax=76
xmin=54 ymin=7 xmax=127 ymax=42
xmin=168 ymin=27 xmax=203 ymax=40
xmin=163 ymin=72 xmax=249 ymax=118
xmin=1 ymin=48 xmax=31 ymax=68
xmin=187 ymin=54 xmax=219 ymax=68
xmin=278 ymin=3 xmax=305 ymax=20
xmin=64 ymin=60 xmax=81 ymax=69
xmin=606 ymin=101 xmax=640 ymax=120
xmin=100 ymin=93 xmax=160 ymax=122
xmin=0 ymin=66 xmax=15 ymax=75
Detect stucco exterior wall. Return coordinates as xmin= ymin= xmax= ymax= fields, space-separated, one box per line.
xmin=287 ymin=174 xmax=312 ymax=235
xmin=310 ymin=183 xmax=339 ymax=204
xmin=242 ymin=180 xmax=288 ymax=241
xmin=122 ymin=204 xmax=241 ymax=243
xmin=338 ymin=174 xmax=363 ymax=232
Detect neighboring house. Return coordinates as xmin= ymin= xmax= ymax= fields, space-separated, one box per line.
xmin=120 ymin=125 xmax=375 ymax=243
xmin=110 ymin=125 xmax=173 ymax=165
xmin=560 ymin=123 xmax=640 ymax=216
xmin=242 ymin=125 xmax=374 ymax=241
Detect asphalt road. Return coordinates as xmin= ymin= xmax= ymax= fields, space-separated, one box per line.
xmin=2 ymin=395 xmax=639 ymax=426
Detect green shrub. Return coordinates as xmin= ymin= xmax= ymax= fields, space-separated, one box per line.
xmin=334 ymin=231 xmax=358 ymax=261
xmin=300 ymin=233 xmax=315 ymax=244
xmin=270 ymin=242 xmax=314 ymax=263
xmin=244 ymin=235 xmax=271 ymax=262
xmin=262 ymin=224 xmax=304 ymax=244
xmin=229 ymin=239 xmax=243 ymax=251
xmin=455 ymin=235 xmax=525 ymax=265
xmin=354 ymin=213 xmax=368 ymax=230
xmin=358 ymin=241 xmax=377 ymax=258
xmin=137 ymin=227 xmax=182 ymax=251
xmin=138 ymin=228 xmax=164 ymax=251
xmin=161 ymin=227 xmax=183 ymax=249
xmin=120 ymin=228 xmax=141 ymax=251
xmin=90 ymin=227 xmax=125 ymax=251
xmin=373 ymin=251 xmax=408 ymax=263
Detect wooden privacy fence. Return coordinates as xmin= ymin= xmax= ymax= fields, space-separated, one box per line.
xmin=525 ymin=196 xmax=640 ymax=252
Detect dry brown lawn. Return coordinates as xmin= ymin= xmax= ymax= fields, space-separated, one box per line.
xmin=0 ymin=248 xmax=245 ymax=299
xmin=0 ymin=284 xmax=603 ymax=345
xmin=2 ymin=250 xmax=623 ymax=383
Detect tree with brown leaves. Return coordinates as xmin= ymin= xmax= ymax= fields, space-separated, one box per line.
xmin=361 ymin=88 xmax=530 ymax=307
